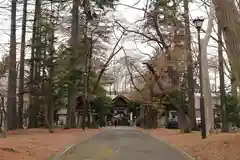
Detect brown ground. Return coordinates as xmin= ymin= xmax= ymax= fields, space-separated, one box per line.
xmin=139 ymin=128 xmax=240 ymax=160
xmin=0 ymin=128 xmax=101 ymax=160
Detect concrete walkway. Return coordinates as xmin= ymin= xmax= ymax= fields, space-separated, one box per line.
xmin=65 ymin=127 xmax=190 ymax=160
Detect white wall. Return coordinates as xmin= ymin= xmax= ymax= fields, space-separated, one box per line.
xmin=157 ymin=116 xmax=165 ymax=127
xmin=194 ymin=93 xmax=220 ymax=109
xmin=194 ymin=93 xmax=220 ymax=119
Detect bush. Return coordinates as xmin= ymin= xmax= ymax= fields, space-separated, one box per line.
xmin=216 ymin=95 xmax=240 ymax=127
xmin=226 ymin=95 xmax=240 ymax=126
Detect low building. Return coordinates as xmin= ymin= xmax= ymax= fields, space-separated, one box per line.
xmin=56 ymin=108 xmax=67 ymax=125
xmin=111 ymin=95 xmax=130 ymax=126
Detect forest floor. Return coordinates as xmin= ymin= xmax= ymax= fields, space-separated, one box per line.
xmin=139 ymin=128 xmax=240 ymax=160
xmin=0 ymin=128 xmax=102 ymax=160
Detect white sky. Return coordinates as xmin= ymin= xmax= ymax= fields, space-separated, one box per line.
xmin=0 ymin=0 xmax=210 ymax=56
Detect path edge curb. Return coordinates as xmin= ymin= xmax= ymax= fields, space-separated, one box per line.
xmin=137 ymin=128 xmax=199 ymax=160
xmin=51 ymin=144 xmax=77 ymax=160
xmin=50 ymin=129 xmax=103 ymax=160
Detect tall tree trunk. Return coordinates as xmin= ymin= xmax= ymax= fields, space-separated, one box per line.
xmin=184 ymin=0 xmax=197 ymax=130
xmin=1 ymin=96 xmax=7 ymax=137
xmin=65 ymin=0 xmax=79 ymax=129
xmin=66 ymin=86 xmax=77 ymax=128
xmin=46 ymin=3 xmax=55 ymax=132
xmin=7 ymin=0 xmax=17 ymax=130
xmin=33 ymin=0 xmax=42 ymax=127
xmin=82 ymin=46 xmax=89 ymax=130
xmin=28 ymin=0 xmax=41 ymax=128
xmin=0 ymin=110 xmax=3 ymax=132
xmin=231 ymin=65 xmax=238 ymax=98
xmin=40 ymin=16 xmax=52 ymax=132
xmin=217 ymin=19 xmax=228 ymax=132
xmin=87 ymin=38 xmax=93 ymax=127
xmin=42 ymin=63 xmax=53 ymax=133
xmin=201 ymin=2 xmax=215 ymax=133
xmin=18 ymin=0 xmax=28 ymax=129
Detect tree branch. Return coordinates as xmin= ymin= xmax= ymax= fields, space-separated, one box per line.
xmin=115 ymin=20 xmax=163 ymax=47
xmin=122 ymin=48 xmax=141 ymax=93
xmin=91 ymin=32 xmax=125 ymax=94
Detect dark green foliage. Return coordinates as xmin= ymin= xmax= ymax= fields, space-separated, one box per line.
xmin=128 ymin=100 xmax=141 ymax=118
xmin=94 ymin=0 xmax=119 ymax=9
xmin=146 ymin=0 xmax=183 ymax=28
xmin=150 ymin=0 xmax=178 ymax=21
xmin=92 ymin=95 xmax=113 ymax=113
xmin=216 ymin=95 xmax=240 ymax=127
xmin=91 ymin=95 xmax=113 ymax=126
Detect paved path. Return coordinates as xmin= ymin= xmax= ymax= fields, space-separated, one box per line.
xmin=65 ymin=127 xmax=190 ymax=160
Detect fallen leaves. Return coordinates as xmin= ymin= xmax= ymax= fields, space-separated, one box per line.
xmin=0 ymin=128 xmax=101 ymax=160
xmin=141 ymin=128 xmax=240 ymax=160
xmin=0 ymin=148 xmax=17 ymax=153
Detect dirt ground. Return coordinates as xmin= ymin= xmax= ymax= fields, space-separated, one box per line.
xmin=0 ymin=128 xmax=101 ymax=160
xmin=139 ymin=128 xmax=240 ymax=160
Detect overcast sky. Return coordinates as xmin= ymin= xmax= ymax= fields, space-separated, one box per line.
xmin=0 ymin=0 xmax=212 ymax=57
xmin=0 ymin=0 xmax=224 ymax=92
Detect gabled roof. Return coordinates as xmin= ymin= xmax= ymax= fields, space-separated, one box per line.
xmin=112 ymin=95 xmax=130 ymax=104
